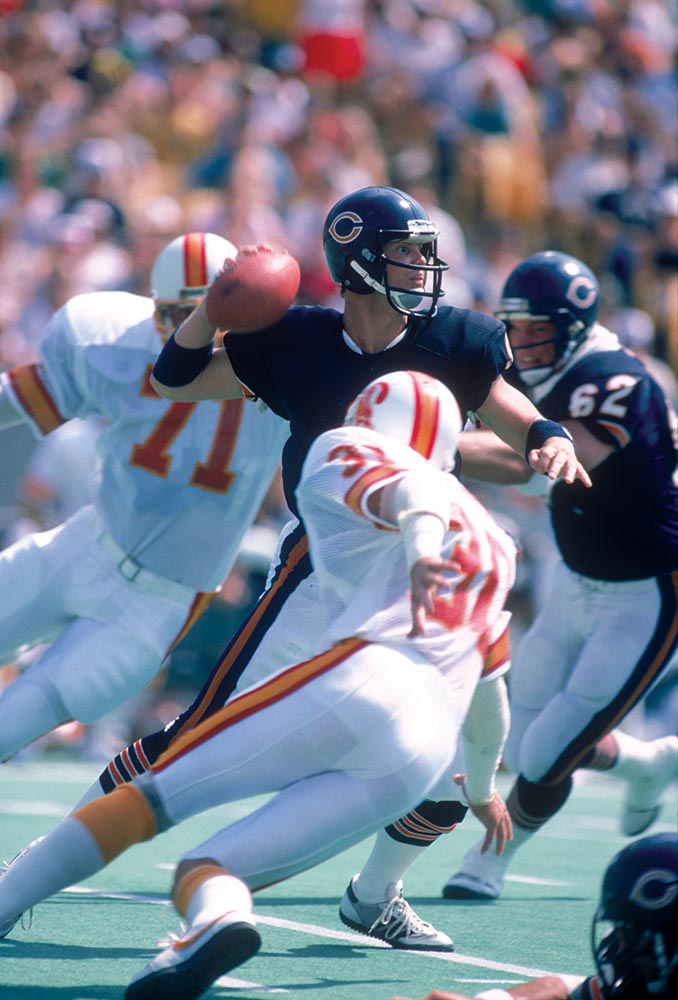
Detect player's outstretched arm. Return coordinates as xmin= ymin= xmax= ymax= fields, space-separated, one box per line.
xmin=151 ymin=298 xmax=243 ymax=402
xmin=477 ymin=376 xmax=591 ymax=488
xmin=458 ymin=428 xmax=533 ymax=485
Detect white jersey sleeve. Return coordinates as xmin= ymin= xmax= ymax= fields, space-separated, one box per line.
xmin=1 ymin=292 xmax=157 ymax=434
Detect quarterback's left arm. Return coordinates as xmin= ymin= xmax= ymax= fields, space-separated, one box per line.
xmin=477 ymin=376 xmax=591 ymax=487
xmin=458 ymin=419 xmax=612 ymax=489
xmin=458 ymin=428 xmax=533 ymax=485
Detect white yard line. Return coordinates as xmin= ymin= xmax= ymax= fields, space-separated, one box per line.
xmin=62 ymin=885 xmax=573 ymax=981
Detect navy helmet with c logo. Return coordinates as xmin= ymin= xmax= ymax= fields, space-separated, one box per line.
xmin=496 ymin=250 xmax=600 ymax=386
xmin=322 ymin=186 xmax=448 ymax=319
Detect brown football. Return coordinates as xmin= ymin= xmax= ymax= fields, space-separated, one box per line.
xmin=205 ymin=246 xmax=301 ymax=331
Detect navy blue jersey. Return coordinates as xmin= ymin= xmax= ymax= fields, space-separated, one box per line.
xmin=515 ymin=348 xmax=678 ymax=581
xmin=575 ymin=970 xmax=676 ymax=1000
xmin=225 ymin=304 xmax=509 ymax=513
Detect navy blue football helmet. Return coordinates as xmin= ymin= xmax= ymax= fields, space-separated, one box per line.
xmin=322 ymin=186 xmax=448 ymax=318
xmin=592 ymin=833 xmax=678 ymax=997
xmin=496 ymin=250 xmax=599 ymax=386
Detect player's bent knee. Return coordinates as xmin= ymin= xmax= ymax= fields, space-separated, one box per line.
xmin=519 ymin=754 xmax=553 ymax=784
xmin=384 ymin=740 xmax=455 ymax=816
xmin=73 ymin=784 xmax=157 ymax=864
xmin=135 ymin=773 xmax=176 ymax=833
xmin=518 ymin=694 xmax=595 ymax=781
xmin=0 ymin=675 xmax=68 ymax=761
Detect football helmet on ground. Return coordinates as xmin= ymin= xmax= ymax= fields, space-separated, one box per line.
xmin=151 ymin=232 xmax=237 ymax=338
xmin=592 ymin=832 xmax=678 ymax=997
xmin=344 ymin=370 xmax=462 ymax=472
xmin=323 ymin=186 xmax=448 ymax=318
xmin=496 ymin=250 xmax=599 ymax=386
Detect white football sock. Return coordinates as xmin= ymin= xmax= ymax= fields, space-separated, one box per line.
xmin=0 ymin=818 xmax=104 ymax=924
xmin=610 ymin=730 xmax=671 ymax=779
xmin=353 ymin=830 xmax=428 ymax=902
xmin=0 ymin=679 xmax=64 ymax=762
xmin=186 ymin=873 xmax=254 ymax=926
xmin=497 ymin=821 xmax=533 ymax=862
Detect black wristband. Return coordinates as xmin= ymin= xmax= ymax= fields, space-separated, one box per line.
xmin=152 ymin=332 xmax=213 ymax=387
xmin=525 ymin=419 xmax=574 ymax=461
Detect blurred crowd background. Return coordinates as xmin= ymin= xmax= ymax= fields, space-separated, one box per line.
xmin=1 ymin=0 xmax=676 ymax=757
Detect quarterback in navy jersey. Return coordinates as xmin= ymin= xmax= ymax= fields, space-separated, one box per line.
xmin=224 ymin=301 xmax=512 ymax=517
xmin=134 ymin=188 xmax=582 ymax=723
xmin=55 ymin=189 xmax=589 ymax=951
xmin=443 ymin=252 xmax=678 ymax=906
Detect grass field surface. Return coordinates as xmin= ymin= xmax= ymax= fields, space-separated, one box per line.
xmin=1 ymin=759 xmax=676 ymax=1000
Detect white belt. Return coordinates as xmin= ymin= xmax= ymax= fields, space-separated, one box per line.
xmin=98 ymin=530 xmax=199 ymax=605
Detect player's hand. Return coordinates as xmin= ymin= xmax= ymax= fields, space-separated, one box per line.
xmin=527 ymin=436 xmax=591 ymax=488
xmin=236 ymin=242 xmax=274 ymax=258
xmin=408 ymin=556 xmax=458 ymax=638
xmin=454 ymin=774 xmax=513 ymax=856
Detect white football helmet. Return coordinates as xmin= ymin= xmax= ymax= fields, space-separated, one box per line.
xmin=344 ymin=370 xmax=462 ymax=471
xmin=150 ymin=232 xmax=237 ymax=338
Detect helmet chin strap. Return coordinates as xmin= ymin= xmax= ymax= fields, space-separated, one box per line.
xmin=349 ymin=260 xmax=387 ymax=295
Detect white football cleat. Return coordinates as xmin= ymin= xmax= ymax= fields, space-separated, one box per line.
xmin=621 ymin=735 xmax=678 ymax=837
xmin=0 ymin=837 xmax=44 ymax=940
xmin=125 ymin=913 xmax=261 ymax=1000
xmin=339 ymin=875 xmax=454 ymax=951
xmin=0 ymin=908 xmax=32 ymax=941
xmin=442 ymin=840 xmax=509 ymax=900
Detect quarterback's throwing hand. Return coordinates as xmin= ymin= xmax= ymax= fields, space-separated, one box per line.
xmin=528 ymin=436 xmax=591 ymax=487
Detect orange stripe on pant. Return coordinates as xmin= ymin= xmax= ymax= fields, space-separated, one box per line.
xmin=154 ymin=637 xmax=368 ymax=773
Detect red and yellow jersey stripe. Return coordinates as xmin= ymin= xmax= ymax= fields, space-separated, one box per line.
xmin=7 ymin=364 xmax=66 ymax=434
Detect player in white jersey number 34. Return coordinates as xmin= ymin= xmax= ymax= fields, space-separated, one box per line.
xmin=0 ymin=372 xmax=516 ymax=1000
